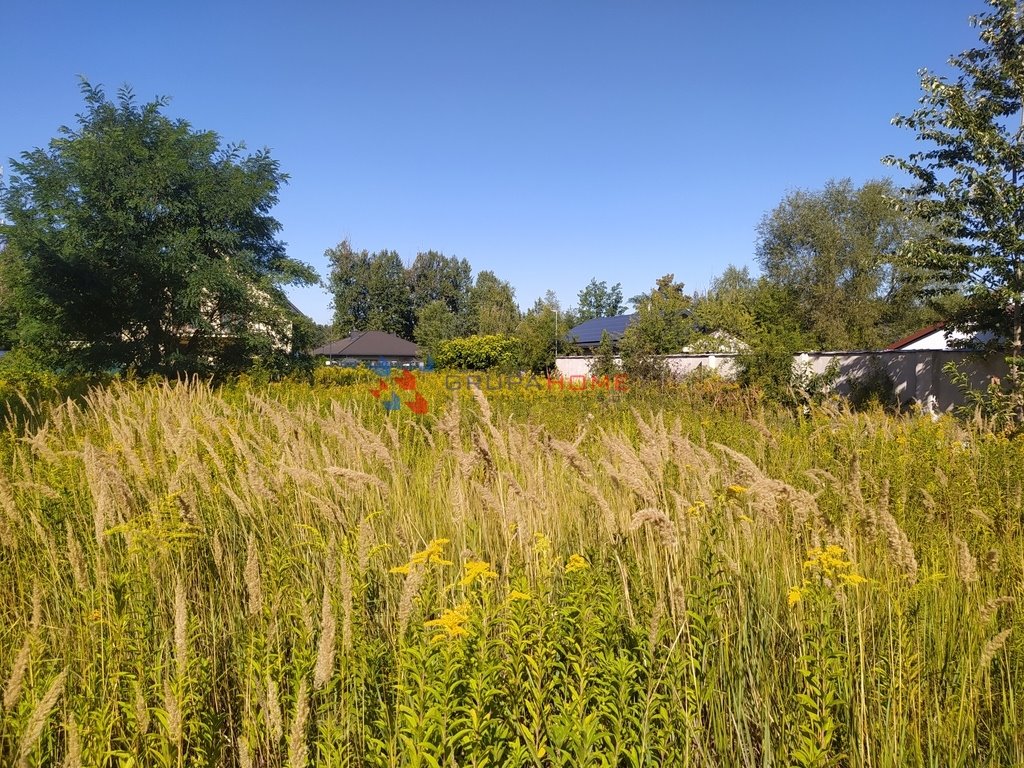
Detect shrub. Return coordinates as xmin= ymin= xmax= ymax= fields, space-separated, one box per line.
xmin=435 ymin=334 xmax=518 ymax=371
xmin=846 ymin=358 xmax=898 ymax=412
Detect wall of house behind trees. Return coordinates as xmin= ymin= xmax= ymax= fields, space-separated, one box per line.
xmin=555 ymin=351 xmax=1009 ymax=412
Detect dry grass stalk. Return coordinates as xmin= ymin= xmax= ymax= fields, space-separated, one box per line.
xmin=266 ymin=676 xmax=283 ymax=743
xmin=163 ymin=678 xmax=183 ymax=747
xmin=340 ymin=555 xmax=353 ymax=655
xmin=134 ymin=682 xmax=150 ymax=734
xmin=979 ymin=629 xmax=1012 ymax=673
xmin=877 ymin=505 xmax=919 ymax=582
xmin=18 ymin=668 xmax=68 ymax=768
xmin=980 ymin=596 xmax=1015 ymax=623
xmin=630 ymin=508 xmax=678 ymax=549
xmin=3 ymin=634 xmax=32 ymax=712
xmin=65 ymin=523 xmax=86 ymax=591
xmin=238 ymin=735 xmax=254 ymax=768
xmin=314 ymin=581 xmax=337 ymax=690
xmin=397 ymin=565 xmax=425 ymax=637
xmin=287 ymin=680 xmax=310 ymax=768
xmin=245 ymin=538 xmax=264 ymax=617
xmin=173 ymin=580 xmax=187 ymax=681
xmin=954 ymin=536 xmax=979 ymax=584
xmin=63 ymin=716 xmax=82 ymax=768
xmin=325 ymin=466 xmax=387 ymax=492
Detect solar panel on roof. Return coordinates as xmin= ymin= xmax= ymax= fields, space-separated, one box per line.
xmin=564 ymin=314 xmax=636 ymax=345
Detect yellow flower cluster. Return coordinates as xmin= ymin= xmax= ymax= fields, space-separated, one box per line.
xmin=565 ymin=554 xmax=590 ymax=573
xmin=507 ymin=589 xmax=532 ymax=602
xmin=390 ymin=537 xmax=453 ymax=574
xmin=788 ymin=544 xmax=867 ymax=609
xmin=787 ymin=586 xmax=803 ymax=607
xmin=726 ymin=484 xmax=748 ymax=500
xmin=534 ymin=532 xmax=552 ymax=556
xmin=803 ymin=545 xmax=866 ymax=585
xmin=459 ymin=560 xmax=498 ymax=587
xmin=425 ymin=602 xmax=471 ymax=639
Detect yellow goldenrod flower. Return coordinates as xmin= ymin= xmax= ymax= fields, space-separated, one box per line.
xmin=787 ymin=586 xmax=803 ymax=607
xmin=726 ymin=484 xmax=748 ymax=499
xmin=686 ymin=500 xmax=707 ymax=517
xmin=534 ymin=532 xmax=551 ymax=555
xmin=507 ymin=589 xmax=532 ymax=602
xmin=424 ymin=602 xmax=471 ymax=638
xmin=392 ymin=538 xmax=453 ymax=574
xmin=460 ymin=560 xmax=498 ymax=587
xmin=802 ymin=544 xmax=868 ymax=590
xmin=565 ymin=554 xmax=590 ymax=573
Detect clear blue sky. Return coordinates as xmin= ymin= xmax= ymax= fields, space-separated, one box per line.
xmin=2 ymin=1 xmax=981 ymax=325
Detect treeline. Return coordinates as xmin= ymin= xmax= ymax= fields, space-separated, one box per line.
xmin=330 ymin=177 xmax=945 ymax=385
xmin=324 ymin=239 xmax=625 ymax=371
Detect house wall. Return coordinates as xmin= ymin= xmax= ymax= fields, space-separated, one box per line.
xmin=555 ymin=350 xmax=1009 ymax=412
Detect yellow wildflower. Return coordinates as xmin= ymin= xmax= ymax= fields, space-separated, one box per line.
xmin=565 ymin=554 xmax=590 ymax=573
xmin=726 ymin=484 xmax=748 ymax=500
xmin=534 ymin=532 xmax=551 ymax=555
xmin=424 ymin=602 xmax=471 ymax=639
xmin=787 ymin=586 xmax=803 ymax=607
xmin=507 ymin=589 xmax=532 ymax=602
xmin=686 ymin=500 xmax=707 ymax=516
xmin=840 ymin=572 xmax=867 ymax=586
xmin=803 ymin=545 xmax=854 ymax=578
xmin=391 ymin=537 xmax=453 ymax=574
xmin=460 ymin=560 xmax=498 ymax=587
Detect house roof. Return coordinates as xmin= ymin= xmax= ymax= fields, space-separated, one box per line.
xmin=313 ymin=331 xmax=419 ymax=358
xmin=565 ymin=314 xmax=637 ymax=346
xmin=886 ymin=322 xmax=945 ymax=350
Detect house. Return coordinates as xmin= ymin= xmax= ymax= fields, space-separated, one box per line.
xmin=887 ymin=322 xmax=994 ymax=351
xmin=564 ymin=314 xmax=637 ymax=352
xmin=314 ymin=331 xmax=421 ymax=368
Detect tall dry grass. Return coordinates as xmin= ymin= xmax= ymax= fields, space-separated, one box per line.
xmin=0 ymin=375 xmax=1021 ymax=766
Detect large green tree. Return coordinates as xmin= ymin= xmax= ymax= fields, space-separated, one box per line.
xmin=515 ymin=291 xmax=576 ymax=373
xmin=407 ymin=250 xmax=472 ymax=323
xmin=365 ymin=249 xmax=413 ymax=337
xmin=0 ymin=82 xmax=315 ymax=374
xmin=467 ymin=270 xmax=520 ymax=336
xmin=326 ymin=239 xmax=372 ymax=334
xmin=414 ymin=299 xmax=459 ymax=362
xmin=756 ymin=178 xmax=933 ymax=350
xmin=326 ymin=243 xmax=414 ymax=338
xmin=619 ymin=274 xmax=695 ymax=381
xmin=575 ymin=278 xmax=625 ymax=323
xmin=886 ymin=0 xmax=1024 ymax=416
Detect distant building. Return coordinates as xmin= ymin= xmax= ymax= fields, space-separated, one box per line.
xmin=887 ymin=322 xmax=994 ymax=351
xmin=314 ymin=331 xmax=420 ymax=367
xmin=564 ymin=314 xmax=637 ymax=352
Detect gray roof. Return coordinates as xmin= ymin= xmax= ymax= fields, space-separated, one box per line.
xmin=565 ymin=314 xmax=637 ymax=346
xmin=313 ymin=331 xmax=419 ymax=358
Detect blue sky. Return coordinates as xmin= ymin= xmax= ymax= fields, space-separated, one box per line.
xmin=2 ymin=1 xmax=981 ymax=325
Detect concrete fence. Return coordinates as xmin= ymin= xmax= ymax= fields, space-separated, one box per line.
xmin=554 ymin=350 xmax=1009 ymax=412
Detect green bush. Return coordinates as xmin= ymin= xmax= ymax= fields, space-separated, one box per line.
xmin=435 ymin=334 xmax=518 ymax=371
xmin=847 ymin=358 xmax=898 ymax=412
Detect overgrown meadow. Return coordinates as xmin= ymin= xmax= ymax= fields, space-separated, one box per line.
xmin=0 ymin=373 xmax=1022 ymax=767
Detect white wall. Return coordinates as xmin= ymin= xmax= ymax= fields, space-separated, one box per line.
xmin=555 ymin=350 xmax=1009 ymax=412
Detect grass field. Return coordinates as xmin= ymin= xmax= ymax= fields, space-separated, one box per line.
xmin=0 ymin=374 xmax=1022 ymax=767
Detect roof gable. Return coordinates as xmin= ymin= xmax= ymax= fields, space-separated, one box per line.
xmin=313 ymin=331 xmax=419 ymax=357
